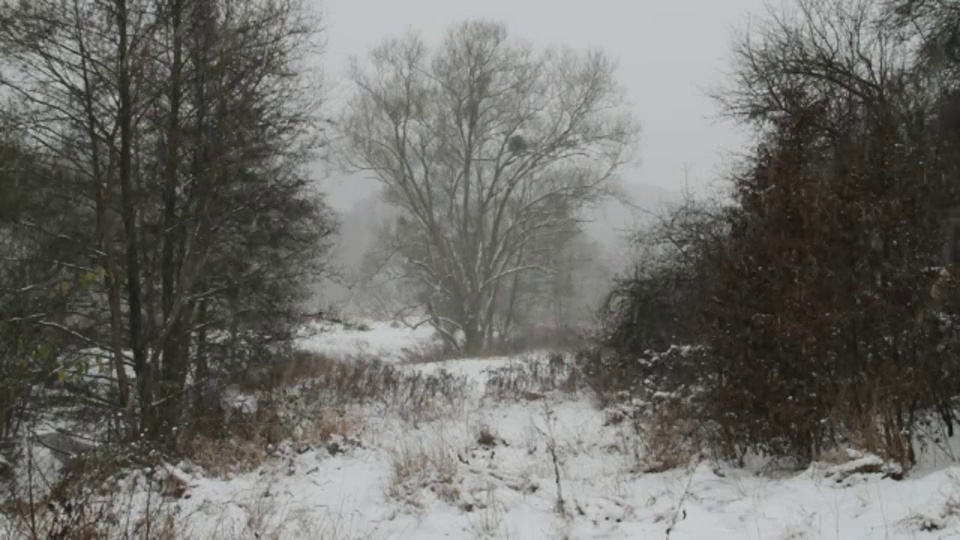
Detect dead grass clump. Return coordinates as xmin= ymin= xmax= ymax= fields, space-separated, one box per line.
xmin=898 ymin=479 xmax=960 ymax=533
xmin=183 ymin=353 xmax=470 ymax=474
xmin=572 ymin=347 xmax=636 ymax=408
xmin=491 ymin=326 xmax=590 ymax=357
xmin=182 ymin=394 xmax=364 ymax=477
xmin=180 ymin=434 xmax=268 ymax=478
xmin=603 ymin=409 xmax=627 ymax=427
xmin=289 ymin=355 xmax=470 ymax=423
xmin=311 ymin=409 xmax=357 ymax=444
xmin=387 ymin=441 xmax=460 ymax=508
xmin=615 ymin=399 xmax=700 ymax=474
xmin=476 ymin=425 xmax=499 ymax=448
xmin=2 ymin=447 xmax=179 ymax=540
xmin=159 ymin=472 xmax=187 ymax=500
xmin=484 ymin=353 xmax=583 ymax=401
xmin=398 ymin=342 xmax=452 ymax=365
xmin=180 ymin=397 xmax=290 ymax=476
xmin=838 ymin=393 xmax=915 ymax=473
xmin=237 ymin=351 xmax=345 ymax=391
xmin=466 ymin=488 xmax=508 ymax=538
xmin=403 ymin=326 xmax=591 ymax=364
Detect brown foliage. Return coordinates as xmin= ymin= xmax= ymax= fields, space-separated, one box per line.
xmin=594 ymin=0 xmax=960 ymax=470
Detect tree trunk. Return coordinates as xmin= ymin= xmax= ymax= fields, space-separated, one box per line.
xmin=79 ymin=10 xmax=133 ymax=437
xmin=463 ymin=322 xmax=483 ymax=356
xmin=501 ymin=254 xmax=523 ymax=343
xmin=116 ymin=0 xmax=152 ymax=437
xmin=158 ymin=0 xmax=186 ymax=439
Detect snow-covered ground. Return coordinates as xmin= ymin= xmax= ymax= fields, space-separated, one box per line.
xmin=297 ymin=319 xmax=437 ymax=363
xmin=9 ymin=321 xmax=960 ymax=539
xmin=163 ymin=396 xmax=960 ymax=539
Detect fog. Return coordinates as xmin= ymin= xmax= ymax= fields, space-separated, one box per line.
xmin=5 ymin=1 xmax=959 ymax=534
xmin=314 ymin=0 xmax=767 ymax=315
xmin=318 ymin=0 xmax=768 ymax=205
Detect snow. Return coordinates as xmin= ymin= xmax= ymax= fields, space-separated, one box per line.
xmin=296 ymin=319 xmax=438 ymax=363
xmin=220 ymin=385 xmax=259 ymax=417
xmin=12 ymin=439 xmax=62 ymax=500
xmin=407 ymin=354 xmax=537 ymax=396
xmin=8 ymin=321 xmax=960 ymax=539
xmin=136 ymin=394 xmax=960 ymax=539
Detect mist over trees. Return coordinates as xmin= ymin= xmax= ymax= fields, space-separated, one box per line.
xmin=336 ymin=20 xmax=638 ymax=354
xmin=5 ymin=0 xmax=960 ymax=531
xmin=328 ymin=181 xmax=662 ymax=337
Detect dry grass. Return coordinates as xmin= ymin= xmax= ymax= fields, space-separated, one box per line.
xmin=181 ymin=351 xmax=469 ymax=476
xmin=180 ymin=434 xmax=270 ymax=478
xmin=1 ymin=450 xmax=179 ymax=540
xmin=199 ymin=491 xmax=361 ymax=540
xmin=476 ymin=426 xmax=499 ymax=448
xmin=195 ymin=489 xmax=290 ymax=540
xmin=570 ymin=347 xmax=639 ymax=409
xmin=180 ymin=397 xmax=287 ymax=476
xmin=604 ymin=399 xmax=700 ymax=474
xmin=840 ymin=400 xmax=914 ymax=474
xmin=466 ymin=487 xmax=508 ymax=539
xmin=182 ymin=401 xmax=361 ymax=478
xmin=484 ymin=353 xmax=583 ymax=401
xmin=636 ymin=415 xmax=698 ymax=473
xmin=387 ymin=438 xmax=460 ymax=508
xmin=897 ymin=472 xmax=960 ymax=533
xmin=269 ymin=352 xmax=469 ymax=418
xmin=310 ymin=409 xmax=358 ymax=444
xmin=403 ymin=326 xmax=590 ymax=365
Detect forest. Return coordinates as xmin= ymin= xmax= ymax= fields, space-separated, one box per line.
xmin=2 ymin=0 xmax=960 ymax=538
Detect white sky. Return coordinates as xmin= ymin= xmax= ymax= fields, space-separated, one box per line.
xmin=315 ymin=0 xmax=767 ymax=211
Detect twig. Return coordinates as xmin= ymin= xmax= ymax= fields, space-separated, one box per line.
xmin=665 ymin=467 xmax=695 ymax=538
xmin=535 ymin=403 xmax=568 ymax=517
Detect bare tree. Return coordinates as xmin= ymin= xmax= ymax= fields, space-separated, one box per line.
xmin=339 ymin=20 xmax=637 ymax=354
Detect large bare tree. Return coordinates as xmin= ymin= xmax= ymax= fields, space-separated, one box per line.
xmin=339 ymin=21 xmax=637 ymax=353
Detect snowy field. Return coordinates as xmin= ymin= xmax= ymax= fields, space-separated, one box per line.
xmin=9 ymin=320 xmax=960 ymax=539
xmin=296 ymin=319 xmax=439 ymax=364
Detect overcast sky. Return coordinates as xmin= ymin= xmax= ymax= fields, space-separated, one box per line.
xmin=315 ymin=0 xmax=768 ymax=211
